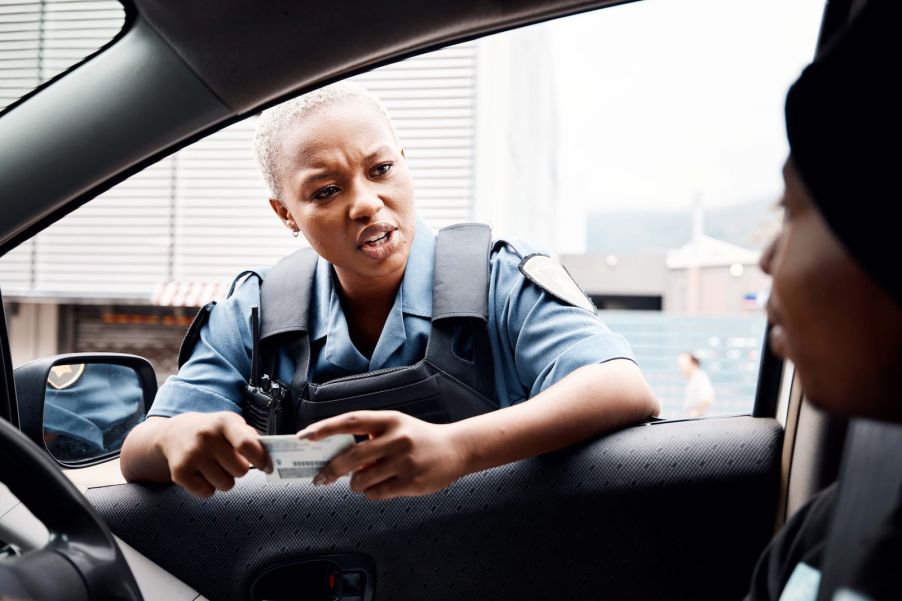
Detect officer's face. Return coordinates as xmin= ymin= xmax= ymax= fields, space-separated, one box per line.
xmin=759 ymin=159 xmax=902 ymax=421
xmin=270 ymin=99 xmax=416 ymax=288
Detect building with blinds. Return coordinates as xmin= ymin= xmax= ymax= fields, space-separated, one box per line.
xmin=0 ymin=1 xmax=560 ymax=377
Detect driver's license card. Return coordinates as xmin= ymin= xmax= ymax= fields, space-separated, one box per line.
xmin=259 ymin=434 xmax=355 ymax=481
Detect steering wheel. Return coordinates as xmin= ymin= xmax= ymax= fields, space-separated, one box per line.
xmin=0 ymin=417 xmax=142 ymax=600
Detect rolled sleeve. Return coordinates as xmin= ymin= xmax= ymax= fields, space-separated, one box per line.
xmin=148 ymin=277 xmax=259 ymax=417
xmin=489 ymin=243 xmax=636 ymax=405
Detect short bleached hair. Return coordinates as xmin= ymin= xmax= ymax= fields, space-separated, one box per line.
xmin=253 ymin=82 xmax=397 ymax=199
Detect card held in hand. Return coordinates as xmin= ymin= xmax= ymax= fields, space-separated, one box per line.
xmin=259 ymin=433 xmax=355 ymax=481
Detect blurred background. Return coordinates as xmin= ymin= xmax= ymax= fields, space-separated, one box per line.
xmin=0 ymin=0 xmax=824 ymax=417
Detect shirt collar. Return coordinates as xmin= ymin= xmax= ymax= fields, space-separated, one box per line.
xmin=400 ymin=216 xmax=434 ymax=318
xmin=310 ymin=257 xmax=332 ymax=343
xmin=323 ymin=276 xmax=373 ymax=371
xmin=308 ymin=216 xmax=434 ymax=368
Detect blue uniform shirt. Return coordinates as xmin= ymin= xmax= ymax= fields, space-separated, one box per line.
xmin=150 ymin=218 xmax=636 ymax=417
xmin=44 ymin=362 xmax=145 ymax=457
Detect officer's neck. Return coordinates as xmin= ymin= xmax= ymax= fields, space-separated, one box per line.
xmin=333 ymin=266 xmax=403 ymax=359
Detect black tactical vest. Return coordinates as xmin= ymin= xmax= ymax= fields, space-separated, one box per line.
xmin=185 ymin=224 xmax=499 ymax=435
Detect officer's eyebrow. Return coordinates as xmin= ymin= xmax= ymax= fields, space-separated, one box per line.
xmin=297 ymin=169 xmax=337 ymax=189
xmin=365 ymin=145 xmax=395 ymax=162
xmin=295 ymin=146 xmax=397 ymax=188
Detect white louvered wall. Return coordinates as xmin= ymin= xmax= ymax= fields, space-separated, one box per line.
xmin=33 ymin=159 xmax=173 ymax=296
xmin=0 ymin=0 xmax=126 ymax=294
xmin=1 ymin=0 xmax=478 ymax=299
xmin=0 ymin=1 xmax=41 ymax=111
xmin=0 ymin=1 xmax=42 ymax=291
xmin=0 ymin=0 xmax=124 ymax=110
xmin=40 ymin=0 xmax=122 ymax=80
xmin=171 ymin=119 xmax=291 ymax=282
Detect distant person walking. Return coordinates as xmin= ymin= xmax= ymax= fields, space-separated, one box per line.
xmin=678 ymin=352 xmax=714 ymax=418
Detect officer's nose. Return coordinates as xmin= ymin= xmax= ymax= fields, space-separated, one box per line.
xmin=348 ymin=183 xmax=385 ymax=221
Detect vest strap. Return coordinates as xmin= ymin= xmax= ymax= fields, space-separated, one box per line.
xmin=250 ymin=223 xmax=494 ymax=433
xmin=432 ymin=223 xmax=491 ymax=322
xmin=259 ymin=248 xmax=318 ymax=341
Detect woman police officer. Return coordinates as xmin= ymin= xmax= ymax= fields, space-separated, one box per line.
xmin=120 ymin=83 xmax=658 ymax=500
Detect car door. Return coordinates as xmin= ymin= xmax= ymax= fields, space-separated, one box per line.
xmin=1 ymin=0 xmax=856 ymax=599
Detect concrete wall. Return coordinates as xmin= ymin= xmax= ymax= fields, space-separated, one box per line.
xmin=561 ymin=253 xmax=668 ymax=297
xmin=5 ymin=302 xmax=59 ymax=368
xmin=667 ymin=264 xmax=770 ymax=315
xmin=561 ymin=253 xmax=770 ymax=316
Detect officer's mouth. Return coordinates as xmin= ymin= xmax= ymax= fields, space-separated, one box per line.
xmin=357 ymin=224 xmax=399 ymax=260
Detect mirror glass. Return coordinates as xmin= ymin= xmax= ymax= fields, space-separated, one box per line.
xmin=42 ymin=362 xmax=146 ymax=463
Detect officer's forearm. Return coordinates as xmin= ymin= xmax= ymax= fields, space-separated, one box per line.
xmin=449 ymin=359 xmax=659 ymax=476
xmin=120 ymin=416 xmax=175 ymax=483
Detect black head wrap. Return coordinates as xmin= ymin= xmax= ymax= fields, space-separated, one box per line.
xmin=785 ymin=0 xmax=900 ymax=304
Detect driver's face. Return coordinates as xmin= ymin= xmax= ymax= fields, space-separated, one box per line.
xmin=270 ymin=99 xmax=416 ymax=288
xmin=759 ymin=159 xmax=902 ymax=420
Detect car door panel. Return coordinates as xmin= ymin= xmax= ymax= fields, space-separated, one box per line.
xmin=88 ymin=416 xmax=781 ymax=601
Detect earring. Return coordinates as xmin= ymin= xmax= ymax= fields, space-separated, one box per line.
xmin=292 ymin=229 xmax=300 ymax=238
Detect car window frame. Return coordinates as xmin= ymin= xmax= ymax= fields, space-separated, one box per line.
xmin=0 ymin=0 xmax=855 ymax=427
xmin=0 ymin=1 xmax=135 ymax=121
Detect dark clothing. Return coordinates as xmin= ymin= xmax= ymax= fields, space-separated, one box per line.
xmin=745 ymin=484 xmax=837 ymax=601
xmin=746 ymin=480 xmax=902 ymax=601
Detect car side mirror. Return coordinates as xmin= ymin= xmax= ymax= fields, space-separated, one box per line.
xmin=13 ymin=353 xmax=157 ymax=467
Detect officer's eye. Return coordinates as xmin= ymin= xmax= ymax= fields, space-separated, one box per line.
xmin=371 ymin=162 xmax=393 ymax=178
xmin=313 ymin=185 xmax=340 ymax=201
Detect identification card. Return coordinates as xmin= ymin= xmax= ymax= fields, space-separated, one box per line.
xmin=259 ymin=434 xmax=355 ymax=481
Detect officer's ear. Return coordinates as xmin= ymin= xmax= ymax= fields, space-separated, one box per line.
xmin=269 ymin=198 xmax=295 ymax=231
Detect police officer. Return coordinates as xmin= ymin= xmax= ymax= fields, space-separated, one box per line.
xmin=44 ymin=362 xmax=144 ymax=462
xmin=120 ymin=83 xmax=659 ymax=499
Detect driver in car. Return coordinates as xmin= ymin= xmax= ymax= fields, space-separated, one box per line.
xmin=121 ymin=83 xmax=659 ymax=500
xmin=745 ymin=1 xmax=901 ymax=599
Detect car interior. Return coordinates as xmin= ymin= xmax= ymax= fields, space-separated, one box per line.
xmin=0 ymin=0 xmax=875 ymax=599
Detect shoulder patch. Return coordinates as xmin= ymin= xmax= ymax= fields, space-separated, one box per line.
xmin=518 ymin=254 xmax=596 ymax=313
xmin=48 ymin=363 xmax=86 ymax=390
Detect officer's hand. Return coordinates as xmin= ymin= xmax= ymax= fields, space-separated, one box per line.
xmin=300 ymin=411 xmax=466 ymax=500
xmin=155 ymin=412 xmax=271 ymax=498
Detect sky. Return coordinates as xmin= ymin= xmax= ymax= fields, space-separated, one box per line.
xmin=547 ymin=0 xmax=826 ymax=215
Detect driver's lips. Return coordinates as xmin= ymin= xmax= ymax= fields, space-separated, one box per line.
xmin=765 ymin=300 xmax=789 ymax=359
